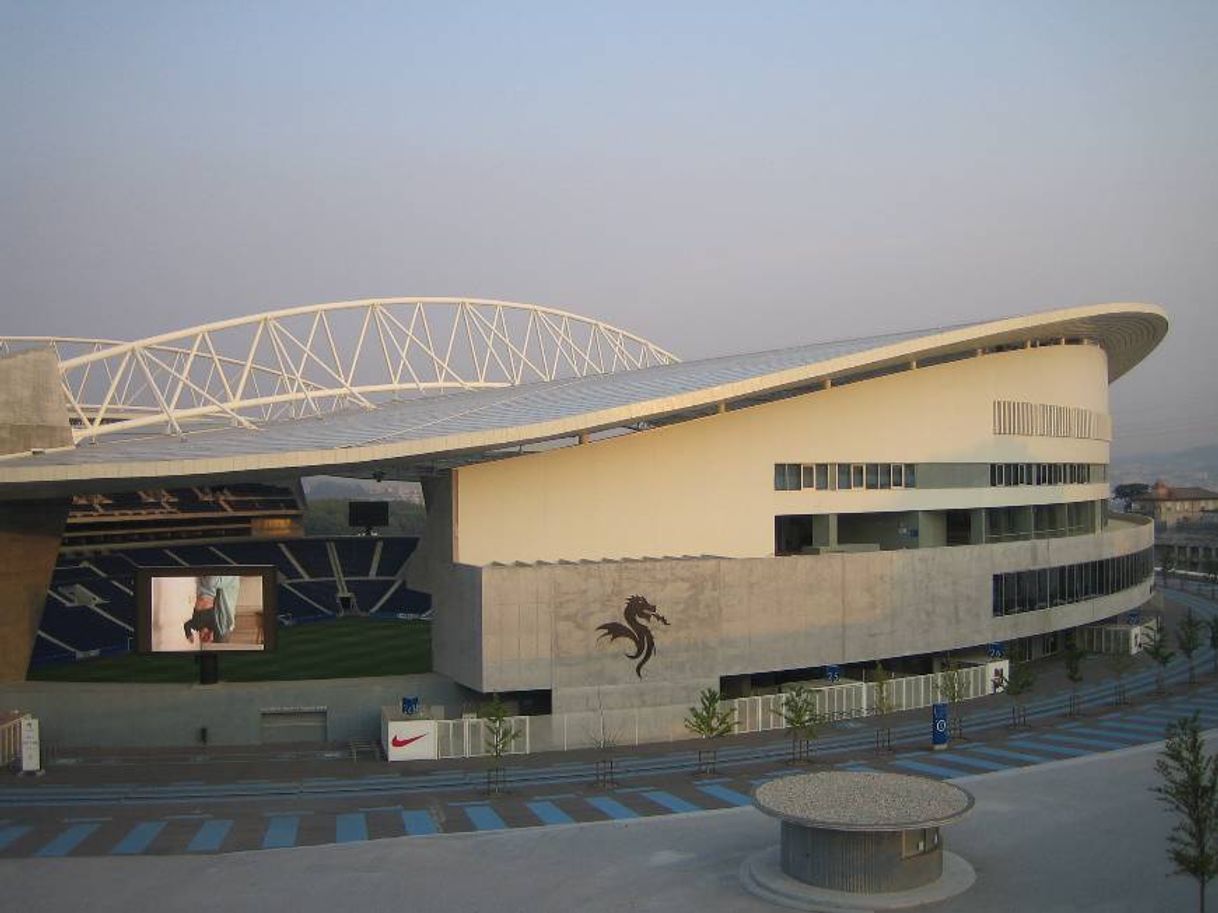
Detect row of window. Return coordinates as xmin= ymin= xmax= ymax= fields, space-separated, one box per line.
xmin=774 ymin=463 xmax=918 ymax=492
xmin=991 ymin=548 xmax=1153 ymax=617
xmin=989 ymin=463 xmax=1099 ymax=487
xmin=992 ymin=400 xmax=1110 ymax=441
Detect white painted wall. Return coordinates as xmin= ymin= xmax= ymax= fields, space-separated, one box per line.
xmin=454 ymin=344 xmax=1111 ymax=564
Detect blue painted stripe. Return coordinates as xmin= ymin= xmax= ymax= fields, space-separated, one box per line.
xmin=642 ymin=790 xmax=700 ymax=813
xmin=335 ymin=813 xmax=367 ymax=843
xmin=111 ymin=821 xmax=165 ymax=855
xmin=400 ymin=810 xmax=438 ymax=836
xmin=968 ymin=745 xmax=1050 ymax=764
xmin=261 ymin=815 xmax=299 ymax=849
xmin=1037 ymin=732 xmax=1128 ymax=751
xmin=186 ymin=819 xmax=231 ymax=853
xmin=0 ymin=825 xmax=30 ymax=851
xmin=35 ymin=823 xmax=99 ymax=857
xmin=586 ymin=796 xmax=639 ymax=820
xmin=526 ymin=801 xmax=574 ymax=825
xmin=838 ymin=762 xmax=880 ymax=773
xmin=465 ymin=806 xmax=508 ymax=830
xmin=1009 ymin=739 xmax=1088 ymax=757
xmin=933 ymin=752 xmax=1009 ymax=772
xmin=1087 ymin=720 xmax=1170 ymax=737
xmin=1055 ymin=727 xmax=1144 ymax=746
xmin=891 ymin=759 xmax=965 ymax=779
xmin=695 ymin=783 xmax=752 ymax=807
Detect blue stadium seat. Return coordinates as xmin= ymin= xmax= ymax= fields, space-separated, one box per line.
xmin=333 ymin=538 xmax=378 ymax=578
xmin=374 ymin=537 xmax=418 ymax=575
xmin=285 ymin=540 xmax=333 ymax=579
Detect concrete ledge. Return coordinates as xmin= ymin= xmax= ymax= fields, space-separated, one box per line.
xmin=740 ymin=844 xmax=975 ymax=912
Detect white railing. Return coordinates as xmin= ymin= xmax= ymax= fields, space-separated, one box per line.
xmin=0 ymin=713 xmax=24 ymax=767
xmin=731 ymin=661 xmax=1009 ymax=733
xmin=435 ymin=715 xmax=530 ymax=759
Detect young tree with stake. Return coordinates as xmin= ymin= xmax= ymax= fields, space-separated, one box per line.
xmin=1180 ymin=609 xmax=1204 ymax=686
xmin=1147 ymin=619 xmax=1177 ymax=695
xmin=684 ymin=688 xmax=736 ymax=775
xmin=1153 ymin=714 xmax=1218 ymax=912
xmin=772 ymin=685 xmax=822 ymax=764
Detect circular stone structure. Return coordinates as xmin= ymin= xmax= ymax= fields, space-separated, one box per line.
xmin=751 ymin=771 xmax=974 ymax=897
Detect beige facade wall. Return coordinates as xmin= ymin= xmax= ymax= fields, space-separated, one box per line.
xmin=454 ymin=344 xmax=1112 ymax=565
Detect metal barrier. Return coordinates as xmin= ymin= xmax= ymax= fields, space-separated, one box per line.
xmin=436 ymin=716 xmax=530 ymax=759
xmin=731 ymin=661 xmax=1008 ymax=734
xmin=0 ymin=713 xmax=24 ymax=767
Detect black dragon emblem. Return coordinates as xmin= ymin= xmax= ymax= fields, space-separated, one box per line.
xmin=596 ymin=595 xmax=669 ymax=678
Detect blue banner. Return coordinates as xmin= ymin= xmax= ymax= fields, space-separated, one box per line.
xmin=932 ymin=702 xmax=949 ymax=748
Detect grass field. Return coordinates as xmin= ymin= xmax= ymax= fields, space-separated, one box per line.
xmin=29 ymin=618 xmax=431 ymax=683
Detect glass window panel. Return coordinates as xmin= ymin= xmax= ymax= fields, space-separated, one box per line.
xmin=879 ymin=464 xmax=891 ymax=488
xmin=853 ymin=464 xmax=865 ymax=488
xmin=816 ymin=464 xmax=830 ymax=490
xmin=802 ymin=465 xmax=816 ymax=489
xmin=905 ymin=464 xmax=917 ymax=487
xmin=838 ymin=464 xmax=853 ymax=489
xmin=892 ymin=464 xmax=904 ymax=488
xmin=866 ymin=464 xmax=879 ymax=489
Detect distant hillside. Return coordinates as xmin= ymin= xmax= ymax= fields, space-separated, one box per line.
xmin=302 ymin=475 xmax=422 ymax=502
xmin=1111 ymin=443 xmax=1218 ymax=489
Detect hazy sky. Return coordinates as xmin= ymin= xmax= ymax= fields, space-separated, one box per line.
xmin=2 ymin=1 xmax=1215 ymax=456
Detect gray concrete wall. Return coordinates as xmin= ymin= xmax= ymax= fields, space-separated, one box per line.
xmin=0 ymin=348 xmax=73 ymax=680
xmin=0 ymin=674 xmax=468 ymax=748
xmin=464 ymin=519 xmax=1154 ymax=718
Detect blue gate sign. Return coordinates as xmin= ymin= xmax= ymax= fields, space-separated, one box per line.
xmin=1126 ymin=610 xmax=1141 ymax=626
xmin=825 ymin=665 xmax=842 ymax=683
xmin=986 ymin=642 xmax=1004 ymax=659
xmin=401 ymin=696 xmax=420 ymax=716
xmin=932 ymin=702 xmax=949 ymax=749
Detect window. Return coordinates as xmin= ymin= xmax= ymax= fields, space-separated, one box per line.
xmin=816 ymin=464 xmax=830 ymax=490
xmin=852 ymin=464 xmax=865 ymax=489
xmin=838 ymin=464 xmax=853 ymax=490
xmin=905 ymin=464 xmax=917 ymax=488
xmin=865 ymin=463 xmax=880 ymax=489
xmin=802 ymin=465 xmax=817 ymax=489
xmin=879 ymin=464 xmax=892 ymax=488
xmin=892 ymin=464 xmax=905 ymax=488
xmin=991 ymin=549 xmax=1154 ymax=615
xmin=774 ymin=464 xmax=801 ymax=490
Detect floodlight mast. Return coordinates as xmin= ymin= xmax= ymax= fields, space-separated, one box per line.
xmin=0 ymin=298 xmax=678 ymax=442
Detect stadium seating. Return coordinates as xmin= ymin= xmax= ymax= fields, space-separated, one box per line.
xmin=31 ymin=536 xmax=430 ymax=668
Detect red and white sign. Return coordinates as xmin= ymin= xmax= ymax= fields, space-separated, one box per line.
xmin=382 ymin=718 xmax=437 ymax=762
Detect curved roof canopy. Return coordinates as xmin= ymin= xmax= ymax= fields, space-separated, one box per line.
xmin=0 ymin=301 xmax=1167 ymax=498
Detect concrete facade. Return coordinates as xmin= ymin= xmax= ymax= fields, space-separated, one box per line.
xmin=0 ymin=349 xmax=73 ymax=680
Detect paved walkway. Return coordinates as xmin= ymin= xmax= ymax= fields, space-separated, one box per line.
xmin=1 ymin=589 xmax=1214 ymax=860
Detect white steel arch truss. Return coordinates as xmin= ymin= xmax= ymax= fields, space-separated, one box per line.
xmin=1 ymin=299 xmax=678 ymax=442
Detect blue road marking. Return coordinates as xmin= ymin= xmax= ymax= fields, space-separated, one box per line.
xmin=933 ymin=752 xmax=1009 ymax=772
xmin=335 ymin=813 xmax=367 ymax=843
xmin=400 ymin=810 xmax=438 ymax=836
xmin=1037 ymin=732 xmax=1129 ymax=751
xmin=838 ymin=762 xmax=880 ymax=772
xmin=35 ymin=823 xmax=98 ymax=857
xmin=1085 ymin=719 xmax=1169 ymax=737
xmin=465 ymin=806 xmax=508 ymax=830
xmin=695 ymin=783 xmax=752 ymax=806
xmin=262 ymin=815 xmax=299 ymax=849
xmin=111 ymin=821 xmax=165 ymax=855
xmin=891 ymin=759 xmax=966 ymax=779
xmin=1056 ymin=727 xmax=1145 ymax=745
xmin=642 ymin=790 xmax=700 ymax=813
xmin=968 ymin=745 xmax=1050 ymax=764
xmin=526 ymin=801 xmax=574 ymax=825
xmin=0 ymin=825 xmax=31 ymax=851
xmin=1009 ymin=739 xmax=1088 ymax=757
xmin=186 ymin=819 xmax=232 ymax=853
xmin=586 ymin=796 xmax=639 ymax=820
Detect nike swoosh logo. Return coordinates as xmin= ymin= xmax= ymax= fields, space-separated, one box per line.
xmin=391 ymin=734 xmax=426 ymax=748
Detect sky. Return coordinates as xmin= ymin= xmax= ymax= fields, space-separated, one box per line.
xmin=2 ymin=1 xmax=1215 ymax=456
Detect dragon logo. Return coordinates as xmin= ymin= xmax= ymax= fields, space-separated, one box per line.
xmin=596 ymin=595 xmax=669 ymax=678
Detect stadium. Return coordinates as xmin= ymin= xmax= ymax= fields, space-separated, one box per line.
xmin=0 ymin=298 xmax=1167 ymax=753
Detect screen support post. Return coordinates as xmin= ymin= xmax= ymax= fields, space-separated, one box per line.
xmin=197 ymin=653 xmax=219 ymax=685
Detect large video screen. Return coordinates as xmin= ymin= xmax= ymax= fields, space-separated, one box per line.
xmin=136 ymin=566 xmax=277 ymax=654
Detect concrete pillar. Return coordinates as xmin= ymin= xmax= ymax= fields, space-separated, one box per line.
xmin=0 ymin=500 xmax=68 ymax=680
xmin=0 ymin=347 xmax=74 ymax=681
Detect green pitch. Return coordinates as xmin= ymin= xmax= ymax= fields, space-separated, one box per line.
xmin=29 ymin=618 xmax=431 ymax=683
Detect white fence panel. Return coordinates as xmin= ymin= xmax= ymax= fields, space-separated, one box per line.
xmin=436 ymin=716 xmax=529 ymax=759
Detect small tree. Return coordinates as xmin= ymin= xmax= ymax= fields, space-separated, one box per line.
xmin=1153 ymin=714 xmax=1218 ymax=912
xmin=1109 ymin=649 xmax=1135 ymax=706
xmin=481 ymin=693 xmax=518 ymax=795
xmin=1206 ymin=618 xmax=1218 ymax=675
xmin=1147 ymin=619 xmax=1177 ymax=694
xmin=872 ymin=662 xmax=894 ymax=752
xmin=1063 ymin=637 xmax=1087 ymax=717
xmin=588 ymin=688 xmax=620 ymax=787
xmin=773 ymin=686 xmax=822 ymax=764
xmin=1164 ymin=552 xmax=1178 ymax=589
xmin=1180 ymin=609 xmax=1205 ymax=686
xmin=936 ymin=658 xmax=968 ymax=739
xmin=1005 ymin=660 xmax=1036 ymax=728
xmin=684 ymin=688 xmax=736 ymax=775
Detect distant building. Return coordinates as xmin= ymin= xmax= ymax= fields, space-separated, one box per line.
xmin=1130 ymin=480 xmax=1218 ymax=528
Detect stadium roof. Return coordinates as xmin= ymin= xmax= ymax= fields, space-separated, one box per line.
xmin=0 ymin=301 xmax=1168 ymax=498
